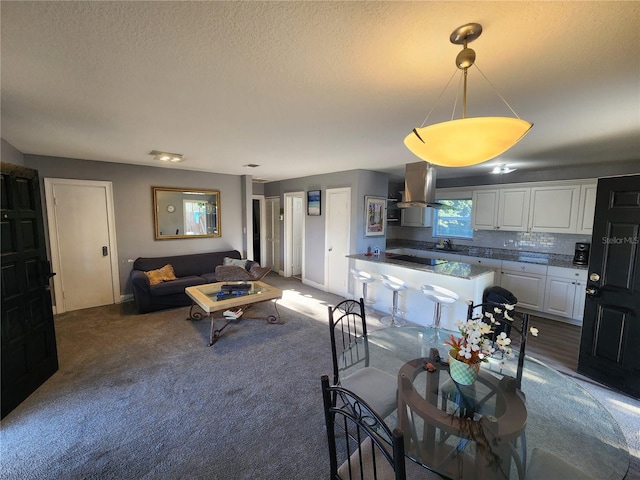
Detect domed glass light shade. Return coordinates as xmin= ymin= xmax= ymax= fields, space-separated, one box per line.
xmin=405 ymin=23 xmax=532 ymax=167
xmin=404 ymin=117 xmax=532 ymax=167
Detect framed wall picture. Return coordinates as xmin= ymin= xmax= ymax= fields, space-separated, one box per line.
xmin=364 ymin=196 xmax=386 ymax=236
xmin=307 ymin=190 xmax=321 ymax=216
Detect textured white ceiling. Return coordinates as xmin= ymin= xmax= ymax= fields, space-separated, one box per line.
xmin=1 ymin=1 xmax=639 ymax=181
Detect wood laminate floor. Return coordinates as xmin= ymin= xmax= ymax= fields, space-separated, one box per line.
xmin=510 ymin=313 xmax=584 ymax=379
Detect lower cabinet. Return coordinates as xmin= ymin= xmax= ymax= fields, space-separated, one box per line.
xmin=543 ymin=266 xmax=588 ymax=322
xmin=499 ymin=261 xmax=547 ymax=311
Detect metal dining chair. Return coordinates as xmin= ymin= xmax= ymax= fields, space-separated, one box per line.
xmin=321 ymin=375 xmax=407 ymax=480
xmin=328 ymin=298 xmax=398 ymax=418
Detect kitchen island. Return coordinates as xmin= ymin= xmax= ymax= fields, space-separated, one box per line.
xmin=347 ymin=253 xmax=494 ymax=329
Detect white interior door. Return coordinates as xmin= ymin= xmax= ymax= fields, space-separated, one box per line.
xmin=284 ymin=192 xmax=304 ymax=277
xmin=44 ymin=178 xmax=119 ymax=313
xmin=325 ymin=187 xmax=351 ymax=297
xmin=265 ymin=197 xmax=281 ymax=273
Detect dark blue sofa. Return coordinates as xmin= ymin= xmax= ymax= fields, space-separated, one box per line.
xmin=130 ymin=250 xmax=242 ymax=313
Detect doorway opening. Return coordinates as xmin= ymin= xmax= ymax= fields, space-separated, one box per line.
xmin=252 ymin=195 xmax=265 ymax=265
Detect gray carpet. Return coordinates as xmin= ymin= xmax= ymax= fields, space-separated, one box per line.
xmin=1 ymin=273 xmax=638 ymax=479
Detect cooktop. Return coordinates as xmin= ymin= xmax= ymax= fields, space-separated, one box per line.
xmin=391 ymin=255 xmax=448 ymax=266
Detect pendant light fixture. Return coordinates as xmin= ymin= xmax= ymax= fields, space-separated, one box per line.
xmin=404 ymin=23 xmax=533 ymax=167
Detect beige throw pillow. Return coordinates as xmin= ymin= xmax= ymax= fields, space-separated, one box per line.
xmin=145 ymin=264 xmax=177 ymax=285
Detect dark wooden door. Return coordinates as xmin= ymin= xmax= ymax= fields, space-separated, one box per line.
xmin=578 ymin=174 xmax=640 ymax=398
xmin=1 ymin=163 xmax=58 ymax=418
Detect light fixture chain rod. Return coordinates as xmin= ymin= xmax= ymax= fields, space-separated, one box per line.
xmin=451 ymin=72 xmax=463 ymax=121
xmin=419 ymin=68 xmax=460 ymax=128
xmin=473 ymin=63 xmax=522 ymax=119
xmin=463 ymin=68 xmax=468 ymax=118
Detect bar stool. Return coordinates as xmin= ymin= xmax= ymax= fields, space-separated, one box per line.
xmin=350 ymin=268 xmax=376 ymax=314
xmin=421 ymin=284 xmax=459 ymax=343
xmin=380 ymin=274 xmax=407 ymax=327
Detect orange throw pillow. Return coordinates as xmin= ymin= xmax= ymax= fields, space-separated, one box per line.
xmin=144 ymin=264 xmax=177 ymax=285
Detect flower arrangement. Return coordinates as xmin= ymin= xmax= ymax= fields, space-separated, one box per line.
xmin=445 ymin=304 xmax=518 ymax=367
xmin=444 ymin=302 xmax=539 ymax=385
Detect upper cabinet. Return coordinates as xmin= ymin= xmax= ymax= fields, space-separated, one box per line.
xmin=576 ymin=183 xmax=597 ymax=234
xmin=471 ymin=190 xmax=499 ymax=230
xmin=401 ymin=206 xmax=432 ymax=227
xmin=471 ymin=187 xmax=531 ymax=231
xmin=469 ymin=180 xmax=596 ymax=234
xmin=399 ymin=191 xmax=432 ymax=227
xmin=497 ymin=187 xmax=530 ymax=231
xmin=528 ymin=185 xmax=580 ymax=233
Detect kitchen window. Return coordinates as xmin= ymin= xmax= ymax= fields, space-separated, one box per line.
xmin=433 ymin=198 xmax=473 ymax=239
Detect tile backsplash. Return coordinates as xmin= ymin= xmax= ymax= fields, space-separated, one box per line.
xmin=387 ymin=225 xmax=591 ymax=256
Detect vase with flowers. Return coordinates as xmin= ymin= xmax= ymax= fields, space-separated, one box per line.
xmin=444 ymin=305 xmax=516 ymax=385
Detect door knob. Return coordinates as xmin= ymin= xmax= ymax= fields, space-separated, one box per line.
xmin=589 ymin=272 xmax=600 ymax=282
xmin=585 ymin=287 xmax=599 ymax=296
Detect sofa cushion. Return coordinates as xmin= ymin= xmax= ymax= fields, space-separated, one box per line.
xmin=149 ymin=276 xmax=206 ymax=296
xmin=144 ymin=264 xmax=177 ymax=285
xmin=201 ymin=272 xmax=218 ymax=283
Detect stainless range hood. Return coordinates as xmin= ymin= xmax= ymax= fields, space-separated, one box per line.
xmin=397 ymin=162 xmax=441 ymax=208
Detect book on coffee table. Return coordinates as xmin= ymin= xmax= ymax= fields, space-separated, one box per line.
xmin=223 ymin=308 xmax=243 ymax=319
xmin=220 ymin=283 xmax=251 ymax=293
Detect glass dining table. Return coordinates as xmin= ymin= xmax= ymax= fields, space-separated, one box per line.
xmin=340 ymin=326 xmax=629 ymax=480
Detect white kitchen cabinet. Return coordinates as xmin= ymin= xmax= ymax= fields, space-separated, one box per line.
xmin=543 ymin=266 xmax=588 ymax=322
xmin=528 ymin=185 xmax=581 ymax=233
xmin=471 ymin=190 xmax=499 ymax=230
xmin=500 ymin=260 xmax=547 ymax=311
xmin=497 ymin=188 xmax=530 ymax=231
xmin=576 ymin=183 xmax=597 ymax=234
xmin=400 ymin=193 xmax=432 ymax=227
xmin=572 ymin=279 xmax=587 ymax=322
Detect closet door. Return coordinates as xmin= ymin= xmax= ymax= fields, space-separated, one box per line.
xmin=265 ymin=197 xmax=280 ymax=273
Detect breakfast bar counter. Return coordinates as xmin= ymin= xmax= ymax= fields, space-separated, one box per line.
xmin=348 ymin=253 xmax=494 ymax=329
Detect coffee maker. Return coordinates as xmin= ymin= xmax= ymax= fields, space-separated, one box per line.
xmin=573 ymin=242 xmax=590 ymax=265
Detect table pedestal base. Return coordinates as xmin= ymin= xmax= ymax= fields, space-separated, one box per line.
xmin=187 ymin=300 xmax=281 ymax=346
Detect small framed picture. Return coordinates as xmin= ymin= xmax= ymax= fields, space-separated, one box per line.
xmin=365 ymin=196 xmax=386 ymax=236
xmin=307 ymin=190 xmax=321 ymax=216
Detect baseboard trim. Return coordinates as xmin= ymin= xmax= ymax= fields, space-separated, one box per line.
xmin=302 ymin=278 xmax=324 ymax=291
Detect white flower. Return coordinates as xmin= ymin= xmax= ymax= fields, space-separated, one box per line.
xmin=529 ymin=327 xmax=539 ymax=337
xmin=496 ymin=332 xmax=512 ymax=350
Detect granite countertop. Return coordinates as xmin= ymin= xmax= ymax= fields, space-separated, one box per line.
xmin=347 ymin=253 xmax=495 ymax=280
xmin=385 ymin=240 xmax=587 ymax=270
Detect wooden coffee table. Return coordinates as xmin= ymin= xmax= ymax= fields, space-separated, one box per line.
xmin=185 ymin=281 xmax=283 ymax=346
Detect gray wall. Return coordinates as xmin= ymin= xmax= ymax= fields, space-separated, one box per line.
xmin=1 ymin=138 xmax=24 ymax=166
xmin=24 ymin=155 xmax=244 ymax=297
xmin=264 ymin=169 xmax=389 ymax=286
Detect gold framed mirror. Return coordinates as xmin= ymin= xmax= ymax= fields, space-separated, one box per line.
xmin=153 ymin=186 xmax=221 ymax=239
